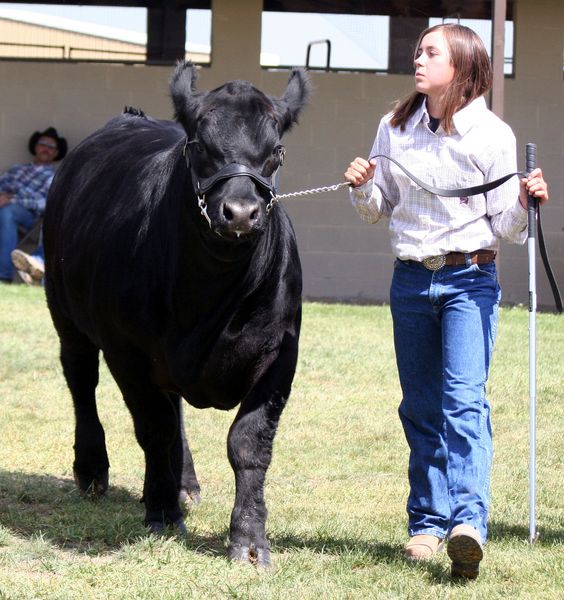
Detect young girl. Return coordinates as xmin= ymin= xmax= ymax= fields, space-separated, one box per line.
xmin=344 ymin=24 xmax=548 ymax=579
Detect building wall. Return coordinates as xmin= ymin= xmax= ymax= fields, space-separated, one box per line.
xmin=0 ymin=0 xmax=562 ymax=309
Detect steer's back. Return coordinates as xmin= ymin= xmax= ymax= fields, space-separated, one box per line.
xmin=45 ymin=112 xmax=185 ymax=252
xmin=44 ymin=112 xmax=187 ymax=345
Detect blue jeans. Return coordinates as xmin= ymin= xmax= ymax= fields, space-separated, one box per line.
xmin=390 ymin=257 xmax=501 ymax=543
xmin=0 ymin=203 xmax=37 ymax=281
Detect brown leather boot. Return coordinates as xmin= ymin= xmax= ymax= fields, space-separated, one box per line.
xmin=447 ymin=524 xmax=484 ymax=579
xmin=404 ymin=534 xmax=444 ymax=561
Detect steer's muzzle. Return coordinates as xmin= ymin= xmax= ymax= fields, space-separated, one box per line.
xmin=220 ymin=197 xmax=263 ymax=238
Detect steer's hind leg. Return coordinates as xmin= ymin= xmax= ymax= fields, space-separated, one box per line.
xmin=168 ymin=393 xmax=201 ymax=507
xmin=131 ymin=391 xmax=185 ymax=532
xmin=104 ymin=353 xmax=186 ymax=533
xmin=59 ymin=333 xmax=109 ymax=496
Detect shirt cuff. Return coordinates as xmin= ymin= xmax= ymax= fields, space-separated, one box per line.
xmin=348 ymin=180 xmax=382 ymax=224
xmin=512 ymin=199 xmax=528 ymax=228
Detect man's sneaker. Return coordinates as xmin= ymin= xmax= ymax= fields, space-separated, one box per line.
xmin=447 ymin=524 xmax=484 ymax=579
xmin=16 ymin=269 xmax=34 ymax=286
xmin=11 ymin=249 xmax=44 ymax=281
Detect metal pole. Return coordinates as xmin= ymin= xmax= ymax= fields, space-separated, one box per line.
xmin=526 ymin=142 xmax=539 ymax=544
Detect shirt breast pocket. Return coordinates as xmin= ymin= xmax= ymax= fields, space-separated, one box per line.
xmin=439 ymin=174 xmax=486 ymax=222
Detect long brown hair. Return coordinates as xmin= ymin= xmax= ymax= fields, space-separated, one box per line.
xmin=390 ymin=24 xmax=493 ymax=134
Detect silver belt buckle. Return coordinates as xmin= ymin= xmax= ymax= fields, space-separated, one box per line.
xmin=422 ymin=255 xmax=446 ymax=271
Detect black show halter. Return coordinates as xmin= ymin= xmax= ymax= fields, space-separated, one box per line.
xmin=183 ymin=139 xmax=285 ymax=226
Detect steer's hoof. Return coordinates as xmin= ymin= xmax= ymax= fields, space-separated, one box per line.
xmin=179 ymin=488 xmax=201 ymax=508
xmin=73 ymin=468 xmax=109 ymax=498
xmin=146 ymin=518 xmax=188 ymax=538
xmin=174 ymin=519 xmax=188 ymax=538
xmin=227 ymin=543 xmax=271 ymax=568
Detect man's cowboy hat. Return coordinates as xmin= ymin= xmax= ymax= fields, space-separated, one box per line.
xmin=28 ymin=127 xmax=68 ymax=161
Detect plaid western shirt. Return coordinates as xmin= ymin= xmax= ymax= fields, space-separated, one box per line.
xmin=349 ymin=96 xmax=527 ymax=261
xmin=0 ymin=162 xmax=55 ymax=216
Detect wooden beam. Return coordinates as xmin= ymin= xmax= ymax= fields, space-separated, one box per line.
xmin=147 ymin=5 xmax=187 ymax=64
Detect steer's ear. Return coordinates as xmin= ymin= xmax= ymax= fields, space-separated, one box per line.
xmin=273 ymin=68 xmax=312 ymax=134
xmin=170 ymin=60 xmax=203 ymax=134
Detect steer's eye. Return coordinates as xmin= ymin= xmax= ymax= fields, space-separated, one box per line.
xmin=261 ymin=145 xmax=286 ymax=177
xmin=273 ymin=145 xmax=285 ymax=162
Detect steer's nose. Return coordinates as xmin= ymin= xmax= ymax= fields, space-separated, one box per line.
xmin=221 ymin=198 xmax=261 ymax=235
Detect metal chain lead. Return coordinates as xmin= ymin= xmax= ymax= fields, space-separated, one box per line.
xmin=267 ymin=181 xmax=351 ymax=214
xmin=276 ymin=181 xmax=350 ymax=200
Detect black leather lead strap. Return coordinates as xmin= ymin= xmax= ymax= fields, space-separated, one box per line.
xmin=369 ymin=152 xmax=562 ymax=312
xmin=369 ymin=153 xmax=526 ymax=198
xmin=537 ymin=203 xmax=563 ymax=313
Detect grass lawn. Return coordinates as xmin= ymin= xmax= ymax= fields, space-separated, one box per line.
xmin=0 ymin=284 xmax=562 ymax=599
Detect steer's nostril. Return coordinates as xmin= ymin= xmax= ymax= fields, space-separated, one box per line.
xmin=223 ymin=204 xmax=234 ymax=221
xmin=250 ymin=209 xmax=258 ymax=222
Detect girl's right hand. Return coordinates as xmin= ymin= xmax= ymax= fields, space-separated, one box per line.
xmin=344 ymin=157 xmax=377 ymax=187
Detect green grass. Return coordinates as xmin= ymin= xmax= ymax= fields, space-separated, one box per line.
xmin=0 ymin=284 xmax=562 ymax=599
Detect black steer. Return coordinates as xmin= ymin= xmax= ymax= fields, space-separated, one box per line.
xmin=43 ymin=61 xmax=311 ymax=566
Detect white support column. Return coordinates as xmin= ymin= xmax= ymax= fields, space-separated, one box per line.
xmin=490 ymin=0 xmax=507 ymax=118
xmin=211 ymin=0 xmax=263 ymax=82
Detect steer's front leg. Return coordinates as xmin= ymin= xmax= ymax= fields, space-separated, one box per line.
xmin=226 ymin=390 xmax=287 ymax=567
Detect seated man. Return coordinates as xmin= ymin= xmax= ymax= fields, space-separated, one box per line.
xmin=0 ymin=127 xmax=67 ymax=283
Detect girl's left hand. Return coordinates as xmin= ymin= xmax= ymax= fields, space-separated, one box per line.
xmin=520 ymin=168 xmax=549 ymax=209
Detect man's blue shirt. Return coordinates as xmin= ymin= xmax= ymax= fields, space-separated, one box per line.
xmin=0 ymin=162 xmax=55 ymax=215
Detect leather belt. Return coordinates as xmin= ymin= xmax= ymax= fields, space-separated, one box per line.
xmin=404 ymin=250 xmax=497 ymax=271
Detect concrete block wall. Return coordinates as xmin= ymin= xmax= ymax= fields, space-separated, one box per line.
xmin=0 ymin=0 xmax=562 ymax=309
xmin=496 ymin=0 xmax=564 ymax=308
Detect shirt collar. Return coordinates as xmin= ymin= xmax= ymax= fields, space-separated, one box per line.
xmin=30 ymin=161 xmax=54 ymax=170
xmin=412 ymin=99 xmax=430 ymax=128
xmin=411 ymin=95 xmax=488 ymax=136
xmin=452 ymin=96 xmax=487 ymax=136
